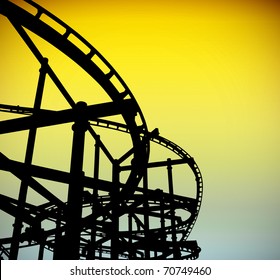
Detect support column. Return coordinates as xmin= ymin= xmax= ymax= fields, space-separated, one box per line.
xmin=167 ymin=158 xmax=180 ymax=259
xmin=62 ymin=102 xmax=88 ymax=260
xmin=38 ymin=238 xmax=45 ymax=260
xmin=10 ymin=59 xmax=48 ymax=259
xmin=111 ymin=160 xmax=120 ymax=259
xmin=143 ymin=169 xmax=150 ymax=259
xmin=53 ymin=210 xmax=63 ymax=259
xmin=87 ymin=135 xmax=100 ymax=259
xmin=159 ymin=190 xmax=166 ymax=244
xmin=128 ymin=213 xmax=133 ymax=259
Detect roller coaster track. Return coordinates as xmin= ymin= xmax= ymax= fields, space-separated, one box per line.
xmin=89 ymin=119 xmax=203 ymax=240
xmin=0 ymin=0 xmax=203 ymax=260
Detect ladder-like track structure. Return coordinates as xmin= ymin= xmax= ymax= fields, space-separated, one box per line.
xmin=0 ymin=0 xmax=203 ymax=260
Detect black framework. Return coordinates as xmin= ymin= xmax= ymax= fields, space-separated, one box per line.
xmin=0 ymin=0 xmax=203 ymax=260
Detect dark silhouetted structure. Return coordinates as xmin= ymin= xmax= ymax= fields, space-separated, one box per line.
xmin=0 ymin=0 xmax=203 ymax=260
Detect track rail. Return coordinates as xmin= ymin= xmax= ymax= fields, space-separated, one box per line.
xmin=0 ymin=0 xmax=149 ymax=190
xmin=0 ymin=0 xmax=203 ymax=260
xmin=89 ymin=118 xmax=203 ymax=240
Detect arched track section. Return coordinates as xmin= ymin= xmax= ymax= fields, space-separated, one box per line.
xmin=89 ymin=118 xmax=203 ymax=241
xmin=0 ymin=0 xmax=149 ymax=188
xmin=0 ymin=0 xmax=203 ymax=260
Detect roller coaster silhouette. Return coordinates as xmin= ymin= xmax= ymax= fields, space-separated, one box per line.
xmin=0 ymin=0 xmax=203 ymax=260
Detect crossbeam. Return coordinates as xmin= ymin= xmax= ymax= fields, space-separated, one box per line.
xmin=0 ymin=100 xmax=135 ymax=134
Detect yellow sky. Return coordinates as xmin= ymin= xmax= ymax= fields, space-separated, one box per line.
xmin=1 ymin=0 xmax=280 ymax=259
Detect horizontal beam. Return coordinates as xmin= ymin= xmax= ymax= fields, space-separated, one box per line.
xmin=0 ymin=100 xmax=135 ymax=134
xmin=120 ymin=158 xmax=189 ymax=171
xmin=0 ymin=152 xmax=121 ymax=193
xmin=0 ymin=153 xmax=196 ymax=210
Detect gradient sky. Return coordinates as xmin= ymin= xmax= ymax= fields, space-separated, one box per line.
xmin=0 ymin=0 xmax=280 ymax=259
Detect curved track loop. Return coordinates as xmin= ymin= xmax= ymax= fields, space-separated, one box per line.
xmin=90 ymin=120 xmax=203 ymax=259
xmin=0 ymin=0 xmax=149 ymax=191
xmin=0 ymin=0 xmax=203 ymax=260
xmin=90 ymin=119 xmax=203 ymax=241
xmin=151 ymin=135 xmax=203 ymax=239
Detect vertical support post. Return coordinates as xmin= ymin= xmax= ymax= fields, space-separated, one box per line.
xmin=63 ymin=102 xmax=88 ymax=260
xmin=159 ymin=190 xmax=166 ymax=243
xmin=111 ymin=160 xmax=120 ymax=259
xmin=99 ymin=244 xmax=102 ymax=259
xmin=53 ymin=209 xmax=63 ymax=259
xmin=87 ymin=135 xmax=100 ymax=259
xmin=38 ymin=239 xmax=45 ymax=260
xmin=143 ymin=169 xmax=150 ymax=259
xmin=128 ymin=213 xmax=133 ymax=259
xmin=167 ymin=158 xmax=180 ymax=259
xmin=10 ymin=59 xmax=48 ymax=259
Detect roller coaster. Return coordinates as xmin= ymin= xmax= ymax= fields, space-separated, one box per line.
xmin=0 ymin=0 xmax=203 ymax=260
